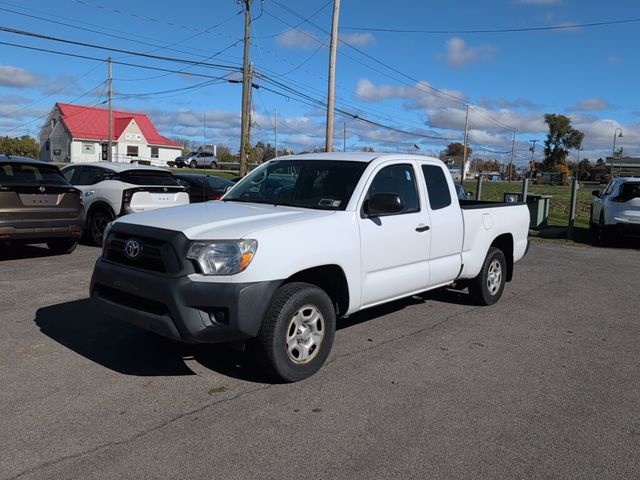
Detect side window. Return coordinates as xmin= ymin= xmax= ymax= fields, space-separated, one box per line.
xmin=602 ymin=181 xmax=616 ymax=197
xmin=421 ymin=164 xmax=452 ymax=210
xmin=366 ymin=164 xmax=419 ymax=214
xmin=76 ymin=166 xmax=106 ymax=186
xmin=61 ymin=167 xmax=76 ymax=183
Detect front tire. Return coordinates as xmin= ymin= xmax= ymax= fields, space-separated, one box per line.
xmin=468 ymin=247 xmax=506 ymax=306
xmin=47 ymin=238 xmax=78 ymax=255
xmin=253 ymin=282 xmax=336 ymax=383
xmin=88 ymin=209 xmax=114 ymax=246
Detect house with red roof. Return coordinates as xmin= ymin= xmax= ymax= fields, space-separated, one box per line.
xmin=39 ymin=103 xmax=182 ymax=166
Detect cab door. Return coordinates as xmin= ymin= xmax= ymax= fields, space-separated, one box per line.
xmin=358 ymin=162 xmax=431 ymax=307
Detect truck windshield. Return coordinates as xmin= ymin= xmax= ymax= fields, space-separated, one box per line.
xmin=224 ymin=160 xmax=368 ymax=210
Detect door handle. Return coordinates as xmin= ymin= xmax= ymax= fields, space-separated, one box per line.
xmin=415 ymin=225 xmax=430 ymax=232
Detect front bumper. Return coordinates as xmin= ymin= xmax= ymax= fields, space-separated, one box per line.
xmin=90 ymin=258 xmax=282 ymax=343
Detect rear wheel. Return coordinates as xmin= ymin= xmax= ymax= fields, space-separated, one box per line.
xmin=190 ymin=160 xmax=197 ymax=168
xmin=47 ymin=238 xmax=78 ymax=255
xmin=209 ymin=160 xmax=217 ymax=169
xmin=88 ymin=209 xmax=114 ymax=246
xmin=253 ymin=282 xmax=336 ymax=383
xmin=468 ymin=247 xmax=506 ymax=306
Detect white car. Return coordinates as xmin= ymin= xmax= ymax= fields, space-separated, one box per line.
xmin=61 ymin=162 xmax=189 ymax=245
xmin=591 ymin=177 xmax=640 ymax=242
xmin=90 ymin=153 xmax=530 ymax=382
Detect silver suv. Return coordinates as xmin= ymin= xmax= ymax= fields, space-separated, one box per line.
xmin=0 ymin=154 xmax=83 ymax=254
xmin=184 ymin=151 xmax=218 ymax=169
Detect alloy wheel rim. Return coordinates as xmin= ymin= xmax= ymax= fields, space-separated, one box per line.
xmin=286 ymin=305 xmax=325 ymax=364
xmin=486 ymin=259 xmax=502 ymax=295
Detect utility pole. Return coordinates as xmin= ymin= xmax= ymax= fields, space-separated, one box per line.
xmin=529 ymin=139 xmax=538 ymax=179
xmin=239 ymin=0 xmax=253 ymax=176
xmin=274 ymin=108 xmax=278 ymax=158
xmin=461 ymin=104 xmax=469 ymax=186
xmin=107 ymin=57 xmax=113 ymax=162
xmin=343 ymin=121 xmax=346 ymax=152
xmin=508 ymin=130 xmax=516 ymax=182
xmin=325 ymin=0 xmax=340 ymax=152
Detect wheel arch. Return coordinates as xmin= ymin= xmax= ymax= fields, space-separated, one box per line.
xmin=86 ymin=201 xmax=116 ymax=227
xmin=283 ymin=264 xmax=349 ymax=317
xmin=490 ymin=233 xmax=514 ymax=282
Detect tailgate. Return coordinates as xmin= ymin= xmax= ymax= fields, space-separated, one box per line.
xmin=128 ymin=187 xmax=189 ymax=212
xmin=0 ymin=185 xmax=82 ymax=221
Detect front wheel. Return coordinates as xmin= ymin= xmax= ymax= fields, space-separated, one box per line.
xmin=468 ymin=247 xmax=506 ymax=306
xmin=253 ymin=282 xmax=336 ymax=383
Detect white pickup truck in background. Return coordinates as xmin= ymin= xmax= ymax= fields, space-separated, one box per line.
xmin=91 ymin=152 xmax=530 ymax=382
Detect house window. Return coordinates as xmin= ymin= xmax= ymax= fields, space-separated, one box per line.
xmin=82 ymin=143 xmax=95 ymax=154
xmin=51 ymin=118 xmax=57 ymax=129
xmin=150 ymin=146 xmax=159 ymax=158
xmin=126 ymin=146 xmax=139 ymax=157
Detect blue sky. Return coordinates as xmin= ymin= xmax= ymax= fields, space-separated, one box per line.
xmin=0 ymin=0 xmax=638 ymax=166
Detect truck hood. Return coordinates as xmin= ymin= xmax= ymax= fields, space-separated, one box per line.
xmin=116 ymin=200 xmax=335 ymax=239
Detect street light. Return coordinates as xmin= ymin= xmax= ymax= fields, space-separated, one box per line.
xmin=612 ymin=128 xmax=623 ymax=177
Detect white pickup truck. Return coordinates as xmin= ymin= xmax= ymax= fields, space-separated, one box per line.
xmin=91 ymin=153 xmax=530 ymax=382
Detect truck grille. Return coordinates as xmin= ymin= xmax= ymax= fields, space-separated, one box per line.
xmin=104 ymin=232 xmax=181 ymax=274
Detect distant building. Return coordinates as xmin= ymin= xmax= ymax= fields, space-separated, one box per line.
xmin=591 ymin=157 xmax=640 ymax=182
xmin=441 ymin=155 xmax=472 ymax=180
xmin=38 ymin=103 xmax=181 ymax=166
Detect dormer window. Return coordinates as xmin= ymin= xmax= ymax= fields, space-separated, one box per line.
xmin=51 ymin=118 xmax=58 ymax=129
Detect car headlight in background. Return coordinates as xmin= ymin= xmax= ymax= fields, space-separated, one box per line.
xmin=186 ymin=240 xmax=258 ymax=275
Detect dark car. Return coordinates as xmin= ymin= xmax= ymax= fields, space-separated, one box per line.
xmin=173 ymin=173 xmax=235 ymax=202
xmin=0 ymin=154 xmax=83 ymax=254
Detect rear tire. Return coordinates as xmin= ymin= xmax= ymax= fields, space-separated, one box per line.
xmin=190 ymin=160 xmax=197 ymax=168
xmin=209 ymin=161 xmax=217 ymax=169
xmin=47 ymin=238 xmax=78 ymax=255
xmin=253 ymin=282 xmax=336 ymax=383
xmin=88 ymin=209 xmax=114 ymax=246
xmin=468 ymin=247 xmax=506 ymax=306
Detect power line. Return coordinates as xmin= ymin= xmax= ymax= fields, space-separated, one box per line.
xmin=340 ymin=17 xmax=640 ymax=35
xmin=0 ymin=25 xmax=242 ymax=71
xmin=254 ymin=0 xmax=332 ymax=39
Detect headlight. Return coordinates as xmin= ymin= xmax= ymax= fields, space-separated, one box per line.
xmin=186 ymin=240 xmax=258 ymax=275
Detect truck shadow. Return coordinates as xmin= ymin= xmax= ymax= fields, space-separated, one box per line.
xmin=35 ymin=289 xmax=476 ymax=383
xmin=0 ymin=244 xmax=54 ymax=261
xmin=34 ymin=299 xmax=270 ymax=382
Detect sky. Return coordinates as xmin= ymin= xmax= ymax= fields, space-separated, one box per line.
xmin=1 ymin=0 xmax=639 ymax=167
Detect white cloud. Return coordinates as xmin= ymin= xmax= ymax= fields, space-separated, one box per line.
xmin=567 ymin=97 xmax=615 ymax=112
xmin=339 ymin=33 xmax=375 ymax=47
xmin=439 ymin=38 xmax=496 ymax=69
xmin=355 ymin=78 xmax=465 ymax=109
xmin=0 ymin=65 xmax=39 ymax=88
xmin=276 ymin=29 xmax=320 ymax=49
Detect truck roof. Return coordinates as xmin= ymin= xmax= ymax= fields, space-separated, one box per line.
xmin=275 ymin=152 xmax=441 ymax=163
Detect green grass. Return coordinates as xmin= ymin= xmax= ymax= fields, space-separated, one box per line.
xmin=463 ymin=180 xmax=595 ymax=228
xmin=167 ymin=167 xmax=237 ymax=180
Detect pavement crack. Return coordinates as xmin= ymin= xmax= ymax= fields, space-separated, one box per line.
xmin=6 ymin=383 xmax=273 ymax=480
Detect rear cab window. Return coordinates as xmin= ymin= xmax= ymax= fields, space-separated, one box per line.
xmin=421 ymin=164 xmax=452 ymax=210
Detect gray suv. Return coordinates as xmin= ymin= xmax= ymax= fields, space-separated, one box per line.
xmin=0 ymin=155 xmax=83 ymax=254
xmin=173 ymin=151 xmax=218 ymax=169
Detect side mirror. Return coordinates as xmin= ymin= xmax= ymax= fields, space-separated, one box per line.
xmin=366 ymin=193 xmax=404 ymax=216
xmin=592 ymin=190 xmax=600 ymax=197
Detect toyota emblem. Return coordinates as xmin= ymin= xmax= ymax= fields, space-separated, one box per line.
xmin=124 ymin=239 xmax=142 ymax=259
xmin=163 ymin=187 xmax=168 ymax=192
xmin=39 ymin=186 xmax=46 ymax=193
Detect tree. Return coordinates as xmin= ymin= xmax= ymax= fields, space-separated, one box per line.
xmin=442 ymin=142 xmax=472 ymax=158
xmin=216 ymin=145 xmax=235 ymax=163
xmin=577 ymin=159 xmax=593 ymax=180
xmin=361 ymin=146 xmax=375 ymax=152
xmin=0 ymin=135 xmax=39 ymax=158
xmin=543 ymin=114 xmax=584 ymax=172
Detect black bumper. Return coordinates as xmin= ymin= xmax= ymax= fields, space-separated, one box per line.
xmin=614 ymin=222 xmax=640 ymax=236
xmin=0 ymin=218 xmax=82 ymax=242
xmin=90 ymin=258 xmax=282 ymax=344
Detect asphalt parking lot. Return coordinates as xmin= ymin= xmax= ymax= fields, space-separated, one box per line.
xmin=1 ymin=240 xmax=640 ymax=479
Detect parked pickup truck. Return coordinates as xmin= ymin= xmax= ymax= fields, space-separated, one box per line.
xmin=91 ymin=153 xmax=530 ymax=382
